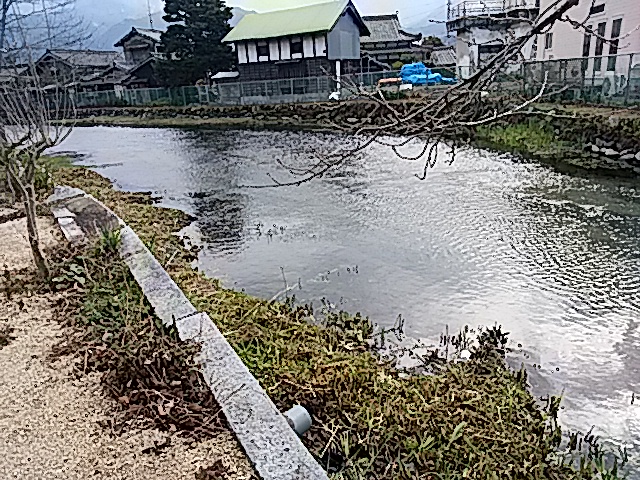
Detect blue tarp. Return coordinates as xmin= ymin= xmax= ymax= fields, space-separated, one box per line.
xmin=399 ymin=62 xmax=457 ymax=86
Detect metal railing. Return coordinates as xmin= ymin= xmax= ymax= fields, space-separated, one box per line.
xmin=447 ymin=0 xmax=539 ymax=20
xmin=70 ymin=71 xmax=408 ymax=109
xmin=68 ymin=54 xmax=640 ymax=110
xmin=213 ymin=71 xmax=406 ymax=105
xmin=523 ymin=52 xmax=640 ymax=106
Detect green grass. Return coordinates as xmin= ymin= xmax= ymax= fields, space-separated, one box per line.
xmin=42 ymin=154 xmax=75 ymax=171
xmin=52 ymin=166 xmax=628 ymax=479
xmin=476 ymin=122 xmax=561 ymax=156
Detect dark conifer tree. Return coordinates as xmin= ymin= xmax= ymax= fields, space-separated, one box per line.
xmin=158 ymin=0 xmax=234 ymax=86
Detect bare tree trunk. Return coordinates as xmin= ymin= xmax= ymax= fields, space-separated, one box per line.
xmin=23 ymin=183 xmax=48 ymax=277
xmin=0 ymin=1 xmax=9 ymax=67
xmin=7 ymin=167 xmax=49 ymax=277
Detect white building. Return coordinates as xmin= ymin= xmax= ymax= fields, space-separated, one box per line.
xmin=535 ymin=0 xmax=640 ymax=90
xmin=536 ymin=0 xmax=640 ymax=63
xmin=222 ymin=0 xmax=369 ymax=82
xmin=446 ymin=0 xmax=540 ymax=79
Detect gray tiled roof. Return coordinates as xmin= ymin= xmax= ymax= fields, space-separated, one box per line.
xmin=115 ymin=27 xmax=164 ymax=47
xmin=430 ymin=46 xmax=456 ymax=66
xmin=46 ymin=49 xmax=123 ymax=67
xmin=135 ymin=28 xmax=163 ymax=42
xmin=361 ymin=14 xmax=421 ymax=44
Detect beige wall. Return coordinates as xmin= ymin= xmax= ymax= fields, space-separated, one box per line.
xmin=536 ymin=0 xmax=640 ymax=61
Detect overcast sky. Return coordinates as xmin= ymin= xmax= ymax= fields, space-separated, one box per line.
xmin=231 ymin=0 xmax=446 ymax=24
xmin=83 ymin=0 xmax=447 ymax=28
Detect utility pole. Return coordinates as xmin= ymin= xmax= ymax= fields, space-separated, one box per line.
xmin=147 ymin=0 xmax=154 ymax=29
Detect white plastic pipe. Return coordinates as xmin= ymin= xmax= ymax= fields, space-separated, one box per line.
xmin=284 ymin=405 xmax=312 ymax=436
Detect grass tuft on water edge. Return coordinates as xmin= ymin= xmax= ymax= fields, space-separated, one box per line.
xmin=476 ymin=122 xmax=563 ymax=157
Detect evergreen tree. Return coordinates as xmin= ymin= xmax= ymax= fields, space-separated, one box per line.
xmin=158 ymin=0 xmax=234 ymax=86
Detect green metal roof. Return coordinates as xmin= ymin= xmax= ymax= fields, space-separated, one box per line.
xmin=222 ymin=0 xmax=368 ymax=43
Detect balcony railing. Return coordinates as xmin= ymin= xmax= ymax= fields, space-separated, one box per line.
xmin=447 ymin=0 xmax=539 ymax=21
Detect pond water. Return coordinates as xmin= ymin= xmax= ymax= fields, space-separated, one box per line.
xmin=53 ymin=126 xmax=640 ymax=466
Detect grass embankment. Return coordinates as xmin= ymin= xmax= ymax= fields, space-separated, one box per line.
xmin=51 ymin=166 xmax=626 ymax=479
xmin=47 ymin=236 xmax=230 ymax=440
xmin=475 ymin=122 xmax=619 ymax=174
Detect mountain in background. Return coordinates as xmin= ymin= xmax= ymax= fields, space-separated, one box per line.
xmin=76 ymin=0 xmax=451 ymax=52
xmin=85 ymin=6 xmax=253 ymax=51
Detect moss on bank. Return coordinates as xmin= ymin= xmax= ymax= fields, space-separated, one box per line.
xmin=475 ymin=118 xmax=640 ymax=176
xmin=476 ymin=123 xmax=563 ymax=156
xmin=51 ymin=166 xmax=626 ymax=479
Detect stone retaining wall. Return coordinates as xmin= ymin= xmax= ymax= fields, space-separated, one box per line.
xmin=74 ymin=101 xmax=640 ymax=173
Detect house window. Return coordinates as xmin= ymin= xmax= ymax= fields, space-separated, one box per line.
xmin=257 ymin=41 xmax=269 ymax=59
xmin=544 ymin=32 xmax=553 ymax=50
xmin=582 ymin=26 xmax=592 ymax=57
xmin=607 ymin=18 xmax=622 ymax=71
xmin=589 ymin=3 xmax=605 ymax=15
xmin=593 ymin=21 xmax=606 ymax=71
xmin=290 ymin=37 xmax=303 ymax=55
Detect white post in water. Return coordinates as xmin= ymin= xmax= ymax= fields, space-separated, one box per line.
xmin=336 ymin=60 xmax=341 ymax=93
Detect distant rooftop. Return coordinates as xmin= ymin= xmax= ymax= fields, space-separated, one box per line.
xmin=361 ymin=14 xmax=421 ymax=44
xmin=222 ymin=0 xmax=369 ymax=43
xmin=42 ymin=49 xmax=123 ymax=67
xmin=430 ymin=46 xmax=456 ymax=66
xmin=114 ymin=27 xmax=164 ymax=47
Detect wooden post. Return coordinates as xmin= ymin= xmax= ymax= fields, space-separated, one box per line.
xmin=580 ymin=58 xmax=586 ymax=102
xmin=624 ymin=53 xmax=633 ymax=106
xmin=590 ymin=57 xmax=596 ymax=103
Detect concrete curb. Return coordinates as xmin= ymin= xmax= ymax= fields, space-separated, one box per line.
xmin=48 ymin=186 xmax=329 ymax=480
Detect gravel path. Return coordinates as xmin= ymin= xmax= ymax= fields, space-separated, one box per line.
xmin=0 ymin=217 xmax=255 ymax=480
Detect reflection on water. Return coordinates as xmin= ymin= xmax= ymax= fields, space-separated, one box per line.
xmin=52 ymin=126 xmax=640 ymax=466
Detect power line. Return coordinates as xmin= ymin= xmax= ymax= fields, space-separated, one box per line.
xmin=400 ymin=3 xmax=448 ymax=22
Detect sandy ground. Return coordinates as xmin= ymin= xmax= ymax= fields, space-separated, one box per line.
xmin=0 ymin=216 xmax=59 ymax=271
xmin=0 ymin=217 xmax=254 ymax=480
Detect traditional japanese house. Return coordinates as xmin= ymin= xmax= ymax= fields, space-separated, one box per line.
xmin=360 ymin=14 xmax=423 ymax=67
xmin=222 ymin=0 xmax=370 ymax=81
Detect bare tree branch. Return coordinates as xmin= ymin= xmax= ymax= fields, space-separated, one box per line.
xmin=247 ymin=0 xmax=586 ymax=188
xmin=0 ymin=4 xmax=77 ymax=277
